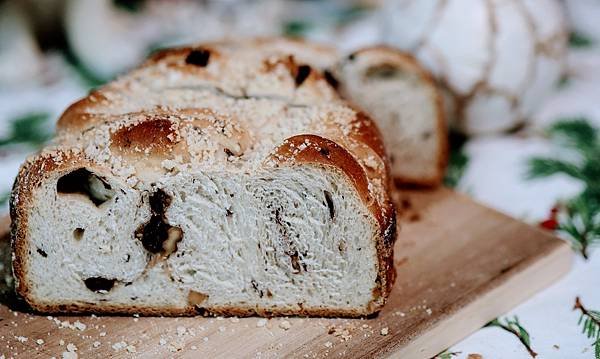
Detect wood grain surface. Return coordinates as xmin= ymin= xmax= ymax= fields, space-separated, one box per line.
xmin=0 ymin=188 xmax=572 ymax=358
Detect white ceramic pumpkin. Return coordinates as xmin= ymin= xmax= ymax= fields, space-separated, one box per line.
xmin=382 ymin=0 xmax=568 ymax=135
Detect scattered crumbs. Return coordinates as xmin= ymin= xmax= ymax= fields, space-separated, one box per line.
xmin=279 ymin=320 xmax=292 ymax=330
xmin=191 ymin=345 xmax=198 ymax=350
xmin=99 ymin=332 xmax=107 ymax=337
xmin=230 ymin=317 xmax=240 ymax=323
xmin=425 ymin=308 xmax=432 ymax=316
xmin=15 ymin=336 xmax=28 ymax=343
xmin=218 ymin=326 xmax=226 ymax=332
xmin=159 ymin=338 xmax=167 ymax=346
xmin=93 ymin=341 xmax=101 ymax=348
xmin=380 ymin=327 xmax=389 ymax=336
xmin=73 ymin=321 xmax=86 ymax=331
xmin=168 ymin=339 xmax=184 ymax=352
xmin=62 ymin=352 xmax=77 ymax=359
xmin=393 ymin=311 xmax=406 ymax=317
xmin=325 ymin=341 xmax=333 ymax=348
xmin=133 ymin=313 xmax=140 ymax=318
xmin=59 ymin=339 xmax=65 ymax=346
xmin=126 ymin=345 xmax=137 ymax=353
xmin=256 ymin=319 xmax=268 ymax=328
xmin=203 ymin=337 xmax=209 ymax=342
xmin=216 ymin=316 xmax=224 ymax=321
xmin=66 ymin=343 xmax=77 ymax=352
xmin=36 ymin=339 xmax=44 ymax=345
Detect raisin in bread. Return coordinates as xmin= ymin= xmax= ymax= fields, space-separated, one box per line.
xmin=10 ymin=40 xmax=396 ymax=317
xmin=332 ymin=46 xmax=448 ymax=186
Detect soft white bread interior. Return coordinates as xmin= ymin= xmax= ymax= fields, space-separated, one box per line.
xmin=332 ymin=46 xmax=448 ymax=186
xmin=11 ymin=39 xmax=396 ymax=317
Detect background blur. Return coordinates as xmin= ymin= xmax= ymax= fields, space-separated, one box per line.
xmin=1 ymin=1 xmax=600 ymax=357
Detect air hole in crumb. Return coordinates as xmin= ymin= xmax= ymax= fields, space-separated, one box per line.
xmin=185 ymin=49 xmax=210 ymax=67
xmin=57 ymin=168 xmax=115 ymax=206
xmin=84 ymin=277 xmax=115 ymax=293
xmin=73 ymin=228 xmax=85 ymax=240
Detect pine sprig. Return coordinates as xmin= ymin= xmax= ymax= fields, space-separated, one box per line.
xmin=570 ymin=32 xmax=594 ymax=48
xmin=574 ymin=297 xmax=600 ymax=359
xmin=0 ymin=112 xmax=52 ymax=149
xmin=527 ymin=119 xmax=600 ymax=259
xmin=486 ymin=316 xmax=537 ymax=357
xmin=0 ymin=192 xmax=9 ymax=206
xmin=433 ymin=350 xmax=461 ymax=359
xmin=444 ymin=130 xmax=469 ymax=188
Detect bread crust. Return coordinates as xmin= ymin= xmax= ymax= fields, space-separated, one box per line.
xmin=11 ymin=39 xmax=396 ymax=317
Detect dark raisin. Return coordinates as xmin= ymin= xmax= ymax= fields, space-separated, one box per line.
xmin=185 ymin=49 xmax=210 ymax=67
xmin=323 ymin=70 xmax=339 ymax=89
xmin=136 ymin=215 xmax=171 ymax=253
xmin=319 ymin=147 xmax=330 ymax=158
xmin=136 ymin=189 xmax=181 ymax=254
xmin=294 ymin=65 xmax=311 ymax=87
xmin=224 ymin=148 xmax=234 ymax=157
xmin=226 ymin=208 xmax=233 ymax=217
xmin=84 ymin=277 xmax=115 ymax=292
xmin=324 ymin=191 xmax=335 ymax=220
xmin=36 ymin=248 xmax=47 ymax=257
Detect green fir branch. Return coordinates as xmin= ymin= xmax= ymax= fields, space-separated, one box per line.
xmin=0 ymin=112 xmax=52 ymax=149
xmin=574 ymin=297 xmax=600 ymax=359
xmin=0 ymin=192 xmax=9 ymax=206
xmin=526 ymin=118 xmax=600 ymax=259
xmin=486 ymin=316 xmax=537 ymax=357
xmin=570 ymin=32 xmax=594 ymax=48
xmin=433 ymin=350 xmax=461 ymax=359
xmin=444 ymin=130 xmax=469 ymax=188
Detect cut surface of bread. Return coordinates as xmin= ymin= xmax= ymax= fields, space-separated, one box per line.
xmin=11 ymin=40 xmax=396 ymax=317
xmin=332 ymin=46 xmax=448 ymax=186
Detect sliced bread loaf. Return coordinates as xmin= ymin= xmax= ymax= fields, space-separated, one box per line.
xmin=332 ymin=46 xmax=448 ymax=186
xmin=10 ymin=40 xmax=396 ymax=317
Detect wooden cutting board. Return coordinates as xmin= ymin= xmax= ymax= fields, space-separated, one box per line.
xmin=0 ymin=188 xmax=571 ymax=358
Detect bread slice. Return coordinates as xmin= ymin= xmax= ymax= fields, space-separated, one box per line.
xmin=10 ymin=40 xmax=396 ymax=317
xmin=332 ymin=46 xmax=448 ymax=186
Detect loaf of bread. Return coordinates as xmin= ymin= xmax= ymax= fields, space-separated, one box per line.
xmin=332 ymin=47 xmax=448 ymax=186
xmin=10 ymin=39 xmax=396 ymax=317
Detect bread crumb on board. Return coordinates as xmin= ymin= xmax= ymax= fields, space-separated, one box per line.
xmin=380 ymin=327 xmax=389 ymax=336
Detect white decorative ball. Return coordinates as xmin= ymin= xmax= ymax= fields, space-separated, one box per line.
xmin=382 ymin=0 xmax=568 ymax=135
